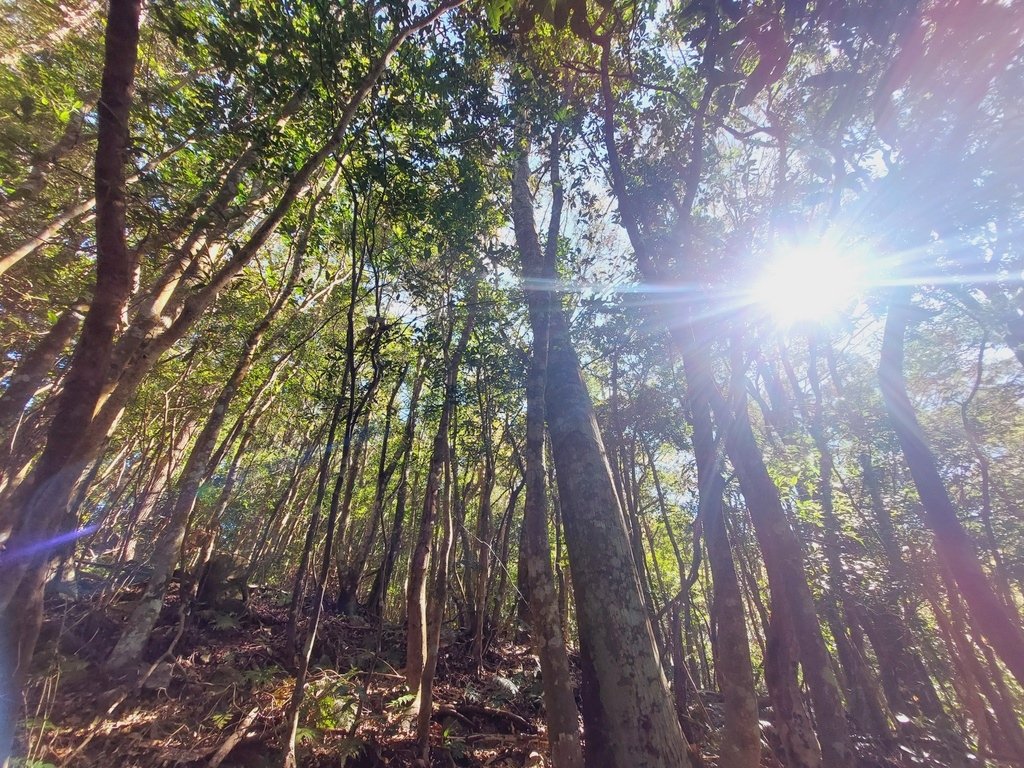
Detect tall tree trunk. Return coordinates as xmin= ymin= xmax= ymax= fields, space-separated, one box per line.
xmin=879 ymin=293 xmax=1024 ymax=684
xmin=856 ymin=451 xmax=962 ymax=738
xmin=675 ymin=328 xmax=761 ymax=768
xmin=960 ymin=337 xmax=1017 ymax=608
xmin=336 ymin=365 xmax=409 ymax=614
xmin=417 ymin=431 xmax=455 ymax=760
xmin=281 ymin=412 xmax=359 ymax=768
xmin=596 ymin=39 xmax=814 ymax=767
xmin=246 ymin=428 xmax=319 ymax=580
xmin=118 ymin=415 xmax=199 ymax=562
xmin=405 ymin=292 xmax=477 ymax=755
xmin=0 ymin=2 xmax=142 ymax=757
xmin=716 ymin=391 xmax=850 ymax=768
xmin=806 ymin=342 xmax=891 ymax=742
xmin=512 ymin=130 xmax=585 ymax=768
xmin=513 ymin=126 xmax=691 ymax=768
xmin=331 ymin=407 xmax=377 ymax=598
xmin=281 ymin=257 xmax=386 ymax=768
xmin=469 ymin=370 xmax=496 ymax=672
xmin=285 ymin=393 xmax=345 ymax=657
xmin=694 ymin=346 xmax=819 ymax=768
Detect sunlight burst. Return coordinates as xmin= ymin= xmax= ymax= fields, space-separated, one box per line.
xmin=752 ymin=243 xmax=864 ymax=327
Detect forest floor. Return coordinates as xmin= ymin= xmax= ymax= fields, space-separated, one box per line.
xmin=19 ymin=586 xmax=950 ymax=768
xmin=21 ymin=588 xmax=568 ymax=768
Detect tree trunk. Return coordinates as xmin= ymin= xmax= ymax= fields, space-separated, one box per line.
xmin=105 ymin=231 xmax=304 ymax=670
xmin=469 ymin=372 xmax=496 ymax=672
xmin=716 ymin=391 xmax=850 ymax=768
xmin=675 ymin=329 xmax=760 ymax=768
xmin=336 ymin=365 xmax=409 ymax=614
xmin=405 ymin=292 xmax=477 ymax=757
xmin=0 ymin=3 xmax=142 ymax=757
xmin=0 ymin=304 xmax=84 ymax=439
xmin=513 ymin=127 xmax=690 ymax=768
xmin=879 ymin=293 xmax=1024 ymax=684
xmin=417 ymin=435 xmax=455 ymax=760
xmin=806 ymin=342 xmax=891 ymax=742
xmin=512 ymin=131 xmax=585 ymax=768
xmin=365 ymin=365 xmax=424 ymax=617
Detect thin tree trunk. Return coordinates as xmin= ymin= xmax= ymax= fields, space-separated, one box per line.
xmin=469 ymin=369 xmax=496 ymax=672
xmin=365 ymin=364 xmax=424 ymax=617
xmin=960 ymin=337 xmax=1017 ymax=608
xmin=284 ymin=393 xmax=345 ymax=657
xmin=806 ymin=342 xmax=891 ymax=742
xmin=335 ymin=365 xmax=408 ymax=614
xmin=246 ymin=429 xmax=319 ymax=580
xmin=674 ymin=332 xmax=760 ymax=768
xmin=118 ymin=415 xmax=199 ymax=563
xmin=715 ymin=390 xmax=850 ymax=768
xmin=105 ymin=225 xmax=306 ymax=670
xmin=0 ymin=304 xmax=85 ymax=439
xmin=281 ymin=251 xmax=387 ymax=768
xmin=0 ymin=104 xmax=92 ymax=223
xmin=417 ymin=430 xmax=455 ymax=760
xmin=405 ymin=291 xmax=477 ymax=761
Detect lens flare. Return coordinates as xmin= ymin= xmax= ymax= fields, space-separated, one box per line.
xmin=752 ymin=243 xmax=864 ymax=327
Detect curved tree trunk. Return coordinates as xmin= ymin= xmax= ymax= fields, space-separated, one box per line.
xmin=105 ymin=224 xmax=306 ymax=670
xmin=879 ymin=293 xmax=1024 ymax=684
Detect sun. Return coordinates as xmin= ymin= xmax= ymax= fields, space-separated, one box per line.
xmin=751 ymin=242 xmax=864 ymax=327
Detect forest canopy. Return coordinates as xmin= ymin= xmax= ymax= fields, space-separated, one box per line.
xmin=0 ymin=1 xmax=1022 ymax=767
